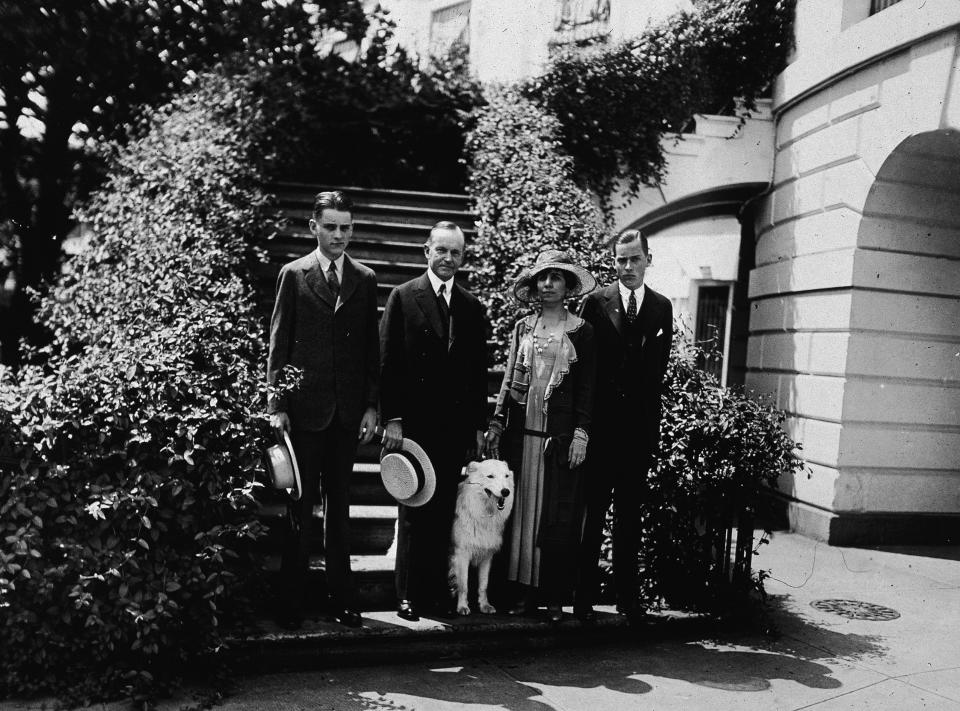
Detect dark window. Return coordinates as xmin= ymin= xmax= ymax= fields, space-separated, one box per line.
xmin=870 ymin=0 xmax=902 ymax=15
xmin=694 ymin=285 xmax=730 ymax=382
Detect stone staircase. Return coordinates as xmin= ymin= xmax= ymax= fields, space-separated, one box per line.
xmin=257 ymin=182 xmax=487 ymax=612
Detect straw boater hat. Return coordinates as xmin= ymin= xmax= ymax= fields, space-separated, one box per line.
xmin=380 ymin=437 xmax=436 ymax=507
xmin=513 ymin=249 xmax=597 ymax=303
xmin=263 ymin=430 xmax=303 ymax=500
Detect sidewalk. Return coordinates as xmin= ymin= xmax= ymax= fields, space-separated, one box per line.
xmin=4 ymin=531 xmax=959 ymax=710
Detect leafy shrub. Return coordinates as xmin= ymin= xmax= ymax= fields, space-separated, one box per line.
xmin=597 ymin=329 xmax=806 ymax=610
xmin=465 ymin=87 xmax=613 ymax=364
xmin=251 ymin=17 xmax=484 ymax=191
xmin=0 ymin=71 xmax=274 ymax=703
xmin=526 ymin=0 xmax=795 ymax=204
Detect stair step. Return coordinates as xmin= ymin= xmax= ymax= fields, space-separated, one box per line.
xmin=275 ymin=219 xmax=477 ymax=245
xmin=280 ymin=202 xmax=477 ymax=228
xmin=259 ymin=504 xmax=398 ymax=556
xmin=228 ymin=608 xmax=709 ymax=674
xmin=262 ymin=552 xmax=396 ymax=610
xmin=269 ymin=182 xmax=473 ymax=212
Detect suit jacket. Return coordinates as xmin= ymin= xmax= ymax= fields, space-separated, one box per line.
xmin=379 ymin=272 xmax=488 ymax=447
xmin=579 ymin=282 xmax=673 ymax=460
xmin=267 ymin=252 xmax=380 ymax=431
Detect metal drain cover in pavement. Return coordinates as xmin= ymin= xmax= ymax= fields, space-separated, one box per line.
xmin=810 ymin=599 xmax=900 ymax=621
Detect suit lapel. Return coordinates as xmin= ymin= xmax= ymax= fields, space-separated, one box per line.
xmin=604 ymin=283 xmax=624 ymax=338
xmin=636 ymin=287 xmax=657 ymax=348
xmin=304 ymin=254 xmax=335 ymax=309
xmin=337 ymin=254 xmax=360 ymax=309
xmin=414 ymin=272 xmax=446 ymax=342
xmin=448 ymin=283 xmax=468 ymax=351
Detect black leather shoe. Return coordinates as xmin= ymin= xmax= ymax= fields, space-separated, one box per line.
xmin=546 ymin=604 xmax=563 ymax=623
xmin=397 ymin=600 xmax=420 ymax=622
xmin=574 ymin=606 xmax=596 ymax=622
xmin=332 ymin=609 xmax=363 ymax=628
xmin=276 ymin=612 xmax=303 ymax=631
xmin=507 ymin=599 xmax=532 ymax=616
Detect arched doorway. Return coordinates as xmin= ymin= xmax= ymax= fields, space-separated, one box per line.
xmin=835 ymin=129 xmax=960 ymax=541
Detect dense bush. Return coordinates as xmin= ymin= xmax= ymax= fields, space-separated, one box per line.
xmin=253 ymin=20 xmax=484 ymax=192
xmin=526 ymin=0 xmax=795 ymax=205
xmin=0 ymin=71 xmax=275 ymax=703
xmin=465 ymin=87 xmax=613 ymax=363
xmin=596 ymin=330 xmax=806 ymax=610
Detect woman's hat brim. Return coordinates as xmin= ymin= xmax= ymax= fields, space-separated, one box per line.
xmin=514 ymin=261 xmax=597 ymax=303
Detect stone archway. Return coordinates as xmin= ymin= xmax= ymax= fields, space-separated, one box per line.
xmin=833 ymin=129 xmax=960 ymax=540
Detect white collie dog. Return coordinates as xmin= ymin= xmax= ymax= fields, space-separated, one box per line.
xmin=449 ymin=459 xmax=515 ymax=615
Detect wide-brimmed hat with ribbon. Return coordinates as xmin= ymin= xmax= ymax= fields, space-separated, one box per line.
xmin=380 ymin=437 xmax=436 ymax=507
xmin=263 ymin=430 xmax=303 ymax=500
xmin=514 ymin=249 xmax=597 ymax=303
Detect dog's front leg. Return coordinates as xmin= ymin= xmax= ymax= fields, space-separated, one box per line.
xmin=477 ymin=555 xmax=496 ymax=614
xmin=453 ymin=552 xmax=471 ymax=615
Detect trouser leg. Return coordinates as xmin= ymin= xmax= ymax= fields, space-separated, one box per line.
xmin=281 ymin=430 xmax=323 ymax=616
xmin=612 ymin=466 xmax=647 ymax=609
xmin=576 ymin=457 xmax=615 ymax=607
xmin=319 ymin=420 xmax=358 ymax=610
xmin=394 ymin=503 xmax=415 ymax=602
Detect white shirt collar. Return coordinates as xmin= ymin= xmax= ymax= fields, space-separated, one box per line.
xmin=618 ymin=280 xmax=645 ymax=310
xmin=427 ymin=268 xmax=454 ymax=304
xmin=316 ymin=250 xmax=344 ymax=275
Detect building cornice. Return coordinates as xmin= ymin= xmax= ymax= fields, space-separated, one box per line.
xmin=775 ymin=0 xmax=960 ymax=116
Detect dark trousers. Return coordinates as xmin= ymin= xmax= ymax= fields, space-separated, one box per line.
xmin=394 ymin=439 xmax=466 ymax=607
xmin=281 ymin=421 xmax=358 ymax=614
xmin=577 ymin=443 xmax=650 ymax=610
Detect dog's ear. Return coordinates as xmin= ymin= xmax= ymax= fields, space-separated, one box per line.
xmin=461 ymin=461 xmax=478 ymax=479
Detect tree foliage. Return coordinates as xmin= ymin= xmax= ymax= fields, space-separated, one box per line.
xmin=525 ymin=0 xmax=795 ymax=205
xmin=0 ymin=0 xmax=369 ymax=365
xmin=465 ymin=87 xmax=612 ymax=364
xmin=0 ymin=71 xmax=275 ymax=703
xmin=253 ymin=34 xmax=484 ymax=191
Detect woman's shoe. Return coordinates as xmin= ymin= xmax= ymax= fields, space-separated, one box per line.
xmin=507 ymin=598 xmax=531 ymax=616
xmin=546 ymin=604 xmax=563 ymax=623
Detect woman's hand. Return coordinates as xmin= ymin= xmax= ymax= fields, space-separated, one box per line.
xmin=568 ymin=436 xmax=586 ymax=469
xmin=484 ymin=431 xmax=501 ymax=460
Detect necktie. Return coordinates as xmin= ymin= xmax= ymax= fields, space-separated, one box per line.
xmin=327 ymin=262 xmax=340 ymax=298
xmin=437 ymin=284 xmax=450 ymax=342
xmin=626 ymin=289 xmax=637 ymax=324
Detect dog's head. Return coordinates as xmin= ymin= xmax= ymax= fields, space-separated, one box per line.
xmin=463 ymin=459 xmax=514 ymax=512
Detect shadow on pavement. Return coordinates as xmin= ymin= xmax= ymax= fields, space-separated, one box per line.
xmin=756 ymin=593 xmax=889 ymax=662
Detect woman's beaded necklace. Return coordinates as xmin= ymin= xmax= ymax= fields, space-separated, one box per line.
xmin=532 ymin=311 xmax=567 ymax=356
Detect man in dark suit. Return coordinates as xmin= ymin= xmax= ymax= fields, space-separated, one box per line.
xmin=575 ymin=229 xmax=673 ymax=622
xmin=267 ymin=190 xmax=380 ymax=629
xmin=379 ymin=221 xmax=489 ymax=621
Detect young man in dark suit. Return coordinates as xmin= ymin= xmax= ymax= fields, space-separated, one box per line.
xmin=575 ymin=229 xmax=673 ymax=622
xmin=379 ymin=221 xmax=489 ymax=621
xmin=267 ymin=190 xmax=380 ymax=629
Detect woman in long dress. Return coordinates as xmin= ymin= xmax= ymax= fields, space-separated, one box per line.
xmin=484 ymin=249 xmax=597 ymax=622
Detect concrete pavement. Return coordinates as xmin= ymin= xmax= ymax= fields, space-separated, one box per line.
xmin=3 ymin=530 xmax=959 ymax=710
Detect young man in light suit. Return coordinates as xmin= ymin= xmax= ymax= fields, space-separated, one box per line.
xmin=267 ymin=190 xmax=380 ymax=629
xmin=575 ymin=229 xmax=673 ymax=623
